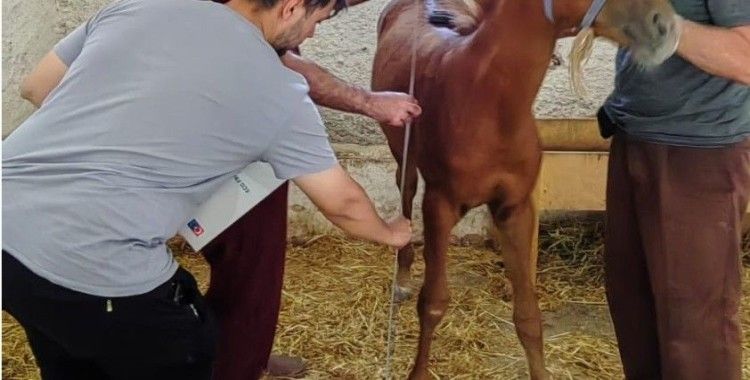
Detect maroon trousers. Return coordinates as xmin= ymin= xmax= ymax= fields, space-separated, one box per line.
xmin=605 ymin=135 xmax=750 ymax=380
xmin=202 ymin=183 xmax=289 ymax=380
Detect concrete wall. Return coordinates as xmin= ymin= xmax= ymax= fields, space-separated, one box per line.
xmin=2 ymin=0 xmax=620 ymax=239
xmin=3 ymin=0 xmax=59 ymax=136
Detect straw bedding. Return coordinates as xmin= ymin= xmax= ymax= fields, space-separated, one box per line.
xmin=4 ymin=221 xmax=750 ymax=379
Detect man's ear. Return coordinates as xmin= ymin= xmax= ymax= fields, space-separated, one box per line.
xmin=280 ymin=0 xmax=305 ymax=21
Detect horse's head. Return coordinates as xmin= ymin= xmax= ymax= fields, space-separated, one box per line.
xmin=563 ymin=0 xmax=679 ymax=96
xmin=593 ymin=0 xmax=680 ymax=66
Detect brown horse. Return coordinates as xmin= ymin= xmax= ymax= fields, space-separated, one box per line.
xmin=372 ymin=0 xmax=679 ymax=378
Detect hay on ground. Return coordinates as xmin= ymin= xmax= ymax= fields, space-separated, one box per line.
xmin=3 ymin=223 xmax=750 ymax=379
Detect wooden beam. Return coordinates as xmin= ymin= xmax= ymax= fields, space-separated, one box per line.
xmin=538 ymin=119 xmax=609 ymax=151
xmin=537 ymin=151 xmax=750 ymax=217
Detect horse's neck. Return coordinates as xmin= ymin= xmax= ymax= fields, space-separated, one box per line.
xmin=442 ymin=0 xmax=594 ymax=131
xmin=466 ymin=0 xmax=552 ymax=69
xmin=457 ymin=0 xmax=595 ymax=102
xmin=467 ymin=0 xmax=592 ymax=56
xmin=459 ymin=0 xmax=555 ymax=106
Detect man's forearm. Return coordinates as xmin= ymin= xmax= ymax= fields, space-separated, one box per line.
xmin=677 ymin=21 xmax=750 ymax=85
xmin=281 ymin=51 xmax=372 ymax=115
xmin=325 ymin=195 xmax=395 ymax=246
xmin=293 ymin=165 xmax=408 ymax=248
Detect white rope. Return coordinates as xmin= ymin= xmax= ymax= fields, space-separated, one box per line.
xmin=383 ymin=12 xmax=419 ymax=380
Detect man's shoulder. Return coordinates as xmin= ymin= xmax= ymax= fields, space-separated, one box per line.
xmin=241 ymin=59 xmax=312 ymax=103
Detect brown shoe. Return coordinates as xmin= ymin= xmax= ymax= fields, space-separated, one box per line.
xmin=266 ymin=354 xmax=307 ymax=378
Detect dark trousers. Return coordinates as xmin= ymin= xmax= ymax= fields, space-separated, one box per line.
xmin=203 ymin=182 xmax=289 ymax=380
xmin=2 ymin=252 xmax=218 ymax=380
xmin=605 ymin=135 xmax=749 ymax=380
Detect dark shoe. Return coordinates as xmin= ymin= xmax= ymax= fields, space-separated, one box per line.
xmin=266 ymin=354 xmax=307 ymax=378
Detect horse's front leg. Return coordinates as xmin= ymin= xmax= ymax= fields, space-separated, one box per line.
xmin=489 ymin=198 xmax=547 ymax=380
xmin=409 ymin=189 xmax=460 ymax=380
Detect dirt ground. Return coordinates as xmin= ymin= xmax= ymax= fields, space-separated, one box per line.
xmin=4 ymin=222 xmax=749 ymax=379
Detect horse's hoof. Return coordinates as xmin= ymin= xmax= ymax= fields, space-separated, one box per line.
xmin=531 ymin=369 xmax=551 ymax=380
xmin=394 ymin=285 xmax=413 ymax=303
xmin=407 ymin=371 xmax=429 ymax=380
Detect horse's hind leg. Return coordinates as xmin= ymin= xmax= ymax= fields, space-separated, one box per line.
xmin=409 ymin=189 xmax=459 ymax=380
xmin=394 ymin=159 xmax=419 ymax=301
xmin=489 ymin=198 xmax=547 ymax=380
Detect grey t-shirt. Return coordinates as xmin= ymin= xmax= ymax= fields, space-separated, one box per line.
xmin=603 ymin=0 xmax=750 ymax=147
xmin=2 ymin=0 xmax=337 ymax=297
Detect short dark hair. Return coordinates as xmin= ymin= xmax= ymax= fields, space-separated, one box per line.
xmin=213 ymin=0 xmax=347 ymax=14
xmin=305 ymin=0 xmax=348 ymax=14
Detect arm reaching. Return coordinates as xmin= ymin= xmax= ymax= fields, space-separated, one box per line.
xmin=281 ymin=51 xmax=421 ymax=126
xmin=293 ymin=164 xmax=412 ymax=249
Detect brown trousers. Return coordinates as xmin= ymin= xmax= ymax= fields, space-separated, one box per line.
xmin=202 ymin=183 xmax=289 ymax=380
xmin=605 ymin=135 xmax=750 ymax=380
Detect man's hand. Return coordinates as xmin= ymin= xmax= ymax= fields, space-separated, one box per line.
xmin=386 ymin=216 xmax=412 ymax=249
xmin=363 ymin=91 xmax=422 ymax=127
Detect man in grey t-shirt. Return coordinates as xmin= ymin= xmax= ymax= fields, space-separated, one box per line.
xmin=599 ymin=0 xmax=749 ymax=378
xmin=2 ymin=0 xmax=414 ymax=378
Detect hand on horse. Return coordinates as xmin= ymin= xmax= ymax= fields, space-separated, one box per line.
xmin=386 ymin=215 xmax=413 ymax=249
xmin=364 ymin=91 xmax=422 ymax=127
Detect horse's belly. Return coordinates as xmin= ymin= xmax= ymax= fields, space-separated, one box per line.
xmin=422 ymin=153 xmax=541 ymax=209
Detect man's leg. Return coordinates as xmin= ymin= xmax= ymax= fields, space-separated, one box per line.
xmin=97 ymin=267 xmax=218 ymax=380
xmin=629 ymin=138 xmax=749 ymax=380
xmin=22 ymin=325 xmax=108 ymax=380
xmin=3 ymin=252 xmax=107 ymax=380
xmin=203 ymin=183 xmax=297 ymax=380
xmin=604 ymin=135 xmax=662 ymax=379
xmin=3 ymin=252 xmax=216 ymax=380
